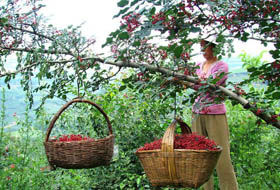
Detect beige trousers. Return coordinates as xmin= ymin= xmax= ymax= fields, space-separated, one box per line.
xmin=192 ymin=114 xmax=238 ymax=190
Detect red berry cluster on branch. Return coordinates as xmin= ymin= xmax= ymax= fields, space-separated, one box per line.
xmin=0 ymin=0 xmax=45 ymax=49
xmin=181 ymin=52 xmax=190 ymax=61
xmin=121 ymin=13 xmax=141 ymax=33
xmin=233 ymin=84 xmax=246 ymax=96
xmin=137 ymin=133 xmax=219 ymax=152
xmin=151 ymin=12 xmax=166 ymax=25
xmin=270 ymin=114 xmax=279 ymax=123
xmin=256 ymin=108 xmax=263 ymax=116
xmin=151 ymin=11 xmax=176 ymax=30
xmin=210 ymin=0 xmax=280 ymax=37
xmin=137 ymin=72 xmax=149 ymax=81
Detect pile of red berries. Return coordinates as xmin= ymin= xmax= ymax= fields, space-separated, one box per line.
xmin=50 ymin=134 xmax=95 ymax=142
xmin=137 ymin=133 xmax=219 ymax=152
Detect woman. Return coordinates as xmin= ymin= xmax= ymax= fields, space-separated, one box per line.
xmin=191 ymin=39 xmax=238 ymax=190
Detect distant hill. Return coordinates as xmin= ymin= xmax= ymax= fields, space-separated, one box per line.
xmin=0 ymin=75 xmax=65 ymax=127
xmin=229 ymin=72 xmax=248 ymax=83
xmin=223 ymin=57 xmax=248 ymax=83
xmin=223 ymin=57 xmax=246 ymax=73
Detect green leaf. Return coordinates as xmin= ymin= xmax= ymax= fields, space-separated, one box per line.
xmin=274 ymin=42 xmax=280 ymax=49
xmin=46 ymin=72 xmax=52 ymax=79
xmin=260 ymin=21 xmax=267 ymax=27
xmin=4 ymin=75 xmax=10 ymax=83
xmin=0 ymin=17 xmax=8 ymax=26
xmin=130 ymin=0 xmax=139 ymax=6
xmin=139 ymin=65 xmax=146 ymax=72
xmin=117 ymin=0 xmax=129 ymax=7
xmin=109 ymin=29 xmax=121 ymax=38
xmin=262 ymin=27 xmax=271 ymax=33
xmin=170 ymin=91 xmax=176 ymax=98
xmin=190 ymin=26 xmax=201 ymax=33
xmin=150 ymin=7 xmax=156 ymax=15
xmin=273 ymin=50 xmax=280 ymax=59
xmin=235 ymin=32 xmax=241 ymax=38
xmin=136 ymin=177 xmax=141 ymax=185
xmin=216 ymin=34 xmax=224 ymax=42
xmin=167 ymin=43 xmax=177 ymax=52
xmin=241 ymin=32 xmax=249 ymax=42
xmin=102 ymin=37 xmax=113 ymax=48
xmin=272 ymin=91 xmax=280 ymax=99
xmin=118 ymin=32 xmax=130 ymax=40
xmin=247 ymin=67 xmax=256 ymax=72
xmin=269 ymin=50 xmax=280 ymax=59
xmin=154 ymin=0 xmax=161 ymax=5
xmin=132 ymin=40 xmax=141 ymax=46
xmin=119 ymin=85 xmax=126 ymax=91
xmin=174 ymin=45 xmax=183 ymax=58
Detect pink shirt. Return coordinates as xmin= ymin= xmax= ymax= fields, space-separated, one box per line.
xmin=192 ymin=60 xmax=228 ymax=114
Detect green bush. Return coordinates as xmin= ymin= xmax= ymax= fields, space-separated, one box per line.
xmin=0 ymin=82 xmax=279 ymax=190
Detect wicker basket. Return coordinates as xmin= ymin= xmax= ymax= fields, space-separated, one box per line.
xmin=135 ymin=118 xmax=222 ymax=188
xmin=44 ymin=98 xmax=114 ymax=169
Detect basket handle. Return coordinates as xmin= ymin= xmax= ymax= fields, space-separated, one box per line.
xmin=161 ymin=117 xmax=192 ymax=152
xmin=161 ymin=117 xmax=192 ymax=182
xmin=45 ymin=98 xmax=113 ymax=142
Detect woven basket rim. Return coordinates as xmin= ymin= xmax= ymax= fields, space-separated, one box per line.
xmin=136 ymin=146 xmax=222 ymax=154
xmin=45 ymin=134 xmax=114 ymax=144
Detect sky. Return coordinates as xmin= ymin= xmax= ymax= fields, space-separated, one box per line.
xmin=42 ymin=0 xmax=121 ymax=54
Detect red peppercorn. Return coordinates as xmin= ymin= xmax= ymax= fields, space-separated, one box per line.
xmin=137 ymin=133 xmax=219 ymax=152
xmin=50 ymin=134 xmax=95 ymax=142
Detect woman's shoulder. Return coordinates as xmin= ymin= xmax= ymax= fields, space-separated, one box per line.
xmin=216 ymin=60 xmax=228 ymax=66
xmin=213 ymin=60 xmax=228 ymax=71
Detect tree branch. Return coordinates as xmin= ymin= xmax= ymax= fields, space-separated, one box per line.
xmin=0 ymin=59 xmax=69 ymax=77
xmin=93 ymin=56 xmax=280 ymax=129
xmin=10 ymin=25 xmax=75 ymax=56
xmin=0 ymin=46 xmax=71 ymax=55
xmin=1 ymin=55 xmax=279 ymax=129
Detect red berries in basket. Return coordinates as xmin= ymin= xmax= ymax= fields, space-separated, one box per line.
xmin=137 ymin=133 xmax=219 ymax=152
xmin=50 ymin=134 xmax=95 ymax=142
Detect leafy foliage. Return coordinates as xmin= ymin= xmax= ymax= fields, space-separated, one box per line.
xmin=1 ymin=81 xmax=280 ymax=189
xmin=104 ymin=0 xmax=280 ymax=127
xmin=235 ymin=52 xmax=280 ymax=125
